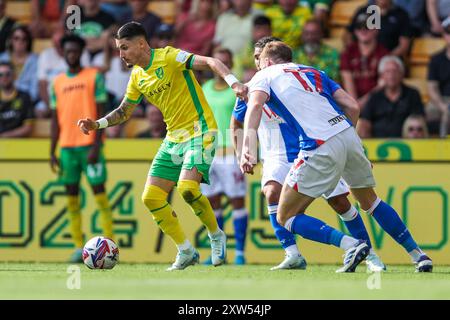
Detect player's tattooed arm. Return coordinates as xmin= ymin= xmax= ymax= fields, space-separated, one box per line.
xmin=104 ymin=99 xmax=137 ymax=127
xmin=78 ymin=98 xmax=137 ymax=135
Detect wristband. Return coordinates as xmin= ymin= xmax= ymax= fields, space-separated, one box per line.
xmin=224 ymin=74 xmax=239 ymax=87
xmin=96 ymin=118 xmax=108 ymax=129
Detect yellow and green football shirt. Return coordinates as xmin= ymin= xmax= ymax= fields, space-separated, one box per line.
xmin=124 ymin=46 xmax=217 ymax=143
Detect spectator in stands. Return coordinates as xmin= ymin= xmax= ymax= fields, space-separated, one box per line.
xmin=175 ymin=0 xmax=217 ymax=56
xmin=0 ymin=25 xmax=39 ymax=105
xmin=213 ymin=0 xmax=260 ymax=55
xmin=426 ymin=0 xmax=450 ymax=36
xmin=150 ymin=24 xmax=176 ymax=48
xmin=357 ymin=55 xmax=425 ymax=138
xmin=427 ymin=17 xmax=450 ymax=137
xmin=264 ymin=0 xmax=312 ymax=48
xmin=0 ymin=0 xmax=17 ymax=53
xmin=100 ymin=0 xmax=132 ymax=21
xmin=347 ymin=0 xmax=412 ymax=58
xmin=340 ymin=13 xmax=389 ymax=108
xmin=30 ymin=0 xmax=75 ymax=38
xmin=302 ymin=0 xmax=332 ymax=31
xmin=137 ymin=104 xmax=167 ymax=138
xmin=402 ymin=115 xmax=429 ymax=138
xmin=73 ymin=0 xmax=116 ymax=64
xmin=293 ymin=18 xmax=340 ymax=81
xmin=0 ymin=62 xmax=33 ymax=138
xmin=391 ymin=0 xmax=427 ymax=37
xmin=120 ymin=0 xmax=162 ymax=41
xmin=234 ymin=15 xmax=272 ymax=82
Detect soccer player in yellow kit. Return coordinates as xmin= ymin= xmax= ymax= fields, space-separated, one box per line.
xmin=78 ymin=22 xmax=248 ymax=271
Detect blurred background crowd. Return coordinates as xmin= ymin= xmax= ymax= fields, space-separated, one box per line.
xmin=0 ymin=0 xmax=449 ymax=140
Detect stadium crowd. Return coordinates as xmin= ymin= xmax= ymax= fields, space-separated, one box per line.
xmin=0 ymin=0 xmax=449 ymax=139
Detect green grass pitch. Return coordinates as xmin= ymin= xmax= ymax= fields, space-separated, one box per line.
xmin=1 ymin=263 xmax=450 ymax=299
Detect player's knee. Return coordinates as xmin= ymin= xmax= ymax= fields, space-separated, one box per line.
xmin=178 ymin=180 xmax=201 ymax=203
xmin=263 ymin=185 xmax=281 ymax=204
xmin=328 ymin=195 xmax=351 ymax=215
xmin=141 ymin=185 xmax=168 ymax=210
xmin=276 ymin=212 xmax=287 ymax=227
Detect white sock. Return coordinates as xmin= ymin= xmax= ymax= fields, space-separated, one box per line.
xmin=285 ymin=244 xmax=300 ymax=256
xmin=177 ymin=240 xmax=193 ymax=252
xmin=408 ymin=248 xmax=424 ymax=262
xmin=338 ymin=206 xmax=358 ymax=221
xmin=209 ymin=229 xmax=222 ymax=238
xmin=369 ymin=248 xmax=376 ymax=255
xmin=339 ymin=235 xmax=359 ymax=250
xmin=284 ymin=216 xmax=295 ymax=232
xmin=232 ymin=207 xmax=248 ymax=219
xmin=267 ymin=204 xmax=278 ymax=215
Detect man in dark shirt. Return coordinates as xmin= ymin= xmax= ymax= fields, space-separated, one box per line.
xmin=358 ymin=56 xmax=424 ymax=138
xmin=120 ymin=0 xmax=162 ymax=41
xmin=347 ymin=0 xmax=412 ymax=58
xmin=0 ymin=62 xmax=33 ymax=137
xmin=72 ymin=0 xmax=116 ymax=60
xmin=427 ymin=17 xmax=450 ymax=137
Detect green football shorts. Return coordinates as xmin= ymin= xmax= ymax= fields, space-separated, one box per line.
xmin=59 ymin=145 xmax=107 ymax=186
xmin=149 ymin=132 xmax=217 ymax=184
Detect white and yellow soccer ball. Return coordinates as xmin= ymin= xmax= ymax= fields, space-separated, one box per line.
xmin=82 ymin=236 xmax=119 ymax=269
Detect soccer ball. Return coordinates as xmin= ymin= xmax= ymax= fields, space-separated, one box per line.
xmin=82 ymin=236 xmax=119 ymax=269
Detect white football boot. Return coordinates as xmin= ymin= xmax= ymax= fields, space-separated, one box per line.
xmin=366 ymin=252 xmax=387 ymax=272
xmin=270 ymin=254 xmax=307 ymax=270
xmin=166 ymin=248 xmax=200 ymax=271
xmin=209 ymin=229 xmax=227 ymax=266
xmin=336 ymin=240 xmax=370 ymax=273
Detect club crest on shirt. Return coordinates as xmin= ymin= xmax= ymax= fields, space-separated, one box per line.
xmin=155 ymin=67 xmax=164 ymax=79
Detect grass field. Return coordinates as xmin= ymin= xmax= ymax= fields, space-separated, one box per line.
xmin=1 ymin=263 xmax=450 ymax=299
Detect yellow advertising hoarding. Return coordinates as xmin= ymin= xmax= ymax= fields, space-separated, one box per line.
xmin=0 ymin=139 xmax=449 ymax=264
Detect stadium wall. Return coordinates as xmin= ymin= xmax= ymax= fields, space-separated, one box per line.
xmin=0 ymin=139 xmax=449 ymax=264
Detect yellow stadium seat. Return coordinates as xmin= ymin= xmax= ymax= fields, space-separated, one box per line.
xmin=330 ymin=0 xmax=366 ymax=27
xmin=404 ymin=78 xmax=430 ymax=103
xmin=33 ymin=39 xmax=52 ymax=54
xmin=31 ymin=119 xmax=51 ymax=138
xmin=409 ymin=65 xmax=428 ymax=79
xmin=123 ymin=118 xmax=150 ymax=138
xmin=147 ymin=1 xmax=176 ymax=25
xmin=410 ymin=37 xmax=446 ymax=65
xmin=323 ymin=37 xmax=344 ymax=52
xmin=329 ymin=26 xmax=346 ymax=39
xmin=6 ymin=1 xmax=32 ymax=24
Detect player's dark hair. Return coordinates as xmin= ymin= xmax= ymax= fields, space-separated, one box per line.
xmin=261 ymin=41 xmax=292 ymax=63
xmin=254 ymin=36 xmax=282 ymax=49
xmin=115 ymin=21 xmax=148 ymax=40
xmin=60 ymin=33 xmax=86 ymax=51
xmin=253 ymin=15 xmax=271 ymax=28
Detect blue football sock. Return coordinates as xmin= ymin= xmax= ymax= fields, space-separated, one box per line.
xmin=289 ymin=213 xmax=345 ymax=248
xmin=268 ymin=204 xmax=297 ymax=249
xmin=233 ymin=210 xmax=248 ymax=252
xmin=339 ymin=206 xmax=372 ymax=248
xmin=217 ymin=215 xmax=224 ymax=231
xmin=371 ymin=200 xmax=418 ymax=253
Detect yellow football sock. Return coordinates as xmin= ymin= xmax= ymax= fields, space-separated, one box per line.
xmin=177 ymin=179 xmax=219 ymax=234
xmin=67 ymin=195 xmax=83 ymax=248
xmin=94 ymin=193 xmax=114 ymax=240
xmin=142 ymin=184 xmax=187 ymax=245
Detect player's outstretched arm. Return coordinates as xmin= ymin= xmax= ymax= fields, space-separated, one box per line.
xmin=332 ymin=88 xmax=360 ymax=126
xmin=78 ymin=98 xmax=137 ymax=135
xmin=191 ymin=55 xmax=248 ymax=101
xmin=241 ymin=91 xmax=267 ymax=174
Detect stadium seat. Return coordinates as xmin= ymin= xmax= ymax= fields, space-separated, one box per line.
xmin=123 ymin=118 xmax=150 ymax=138
xmin=31 ymin=119 xmax=51 ymax=138
xmin=404 ymin=78 xmax=430 ymax=103
xmin=409 ymin=65 xmax=428 ymax=78
xmin=329 ymin=0 xmax=366 ymax=27
xmin=6 ymin=0 xmax=32 ymax=24
xmin=33 ymin=39 xmax=52 ymax=54
xmin=147 ymin=1 xmax=176 ymax=25
xmin=410 ymin=37 xmax=446 ymax=65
